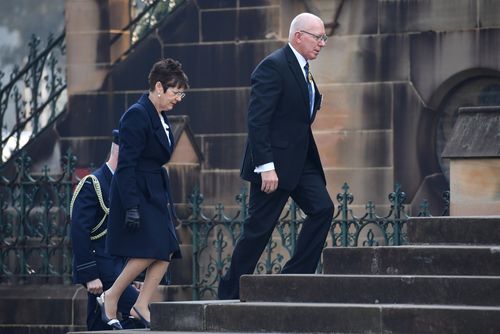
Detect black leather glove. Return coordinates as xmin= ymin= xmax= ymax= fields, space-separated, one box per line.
xmin=125 ymin=207 xmax=140 ymax=232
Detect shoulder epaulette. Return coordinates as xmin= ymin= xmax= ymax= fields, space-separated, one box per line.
xmin=70 ymin=174 xmax=109 ymax=240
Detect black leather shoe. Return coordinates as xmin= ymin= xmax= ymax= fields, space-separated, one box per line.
xmin=97 ymin=293 xmax=123 ymax=330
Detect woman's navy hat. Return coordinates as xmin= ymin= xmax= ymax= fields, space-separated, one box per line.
xmin=112 ymin=129 xmax=120 ymax=145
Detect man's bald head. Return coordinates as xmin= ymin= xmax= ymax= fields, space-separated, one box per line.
xmin=288 ymin=13 xmax=326 ymax=60
xmin=288 ymin=13 xmax=324 ymax=42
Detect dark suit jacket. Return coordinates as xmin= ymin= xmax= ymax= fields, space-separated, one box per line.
xmin=240 ymin=44 xmax=326 ymax=190
xmin=71 ymin=164 xmax=125 ymax=284
xmin=107 ymin=93 xmax=180 ymax=261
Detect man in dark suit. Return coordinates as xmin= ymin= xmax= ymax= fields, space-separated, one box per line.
xmin=70 ymin=130 xmax=140 ymax=330
xmin=218 ymin=13 xmax=334 ymax=300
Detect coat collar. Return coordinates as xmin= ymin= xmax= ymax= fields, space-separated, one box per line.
xmin=137 ymin=93 xmax=173 ymax=154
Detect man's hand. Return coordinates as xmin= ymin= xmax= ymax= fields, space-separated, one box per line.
xmin=86 ymin=278 xmax=103 ymax=295
xmin=261 ymin=170 xmax=278 ymax=194
xmin=125 ymin=207 xmax=141 ymax=231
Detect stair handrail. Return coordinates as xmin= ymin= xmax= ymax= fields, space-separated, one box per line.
xmin=0 ymin=32 xmax=67 ymax=166
xmin=112 ymin=0 xmax=184 ymax=45
xmin=0 ymin=33 xmax=65 ymax=96
xmin=111 ymin=0 xmax=186 ymax=63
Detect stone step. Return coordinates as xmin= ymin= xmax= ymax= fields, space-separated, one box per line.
xmin=2 ymin=324 xmax=86 ymax=334
xmin=68 ymin=331 xmax=260 ymax=334
xmin=0 ymin=284 xmax=192 ymax=325
xmin=239 ymin=274 xmax=500 ymax=306
xmin=150 ymin=300 xmax=500 ymax=334
xmin=68 ymin=331 xmax=263 ymax=334
xmin=323 ymin=245 xmax=500 ymax=275
xmin=0 ymin=285 xmax=87 ymax=326
xmin=154 ymin=284 xmax=194 ymax=303
xmin=406 ymin=217 xmax=500 ymax=244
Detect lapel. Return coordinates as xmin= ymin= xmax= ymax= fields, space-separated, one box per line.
xmin=138 ymin=94 xmax=172 ymax=155
xmin=284 ymin=45 xmax=310 ymax=113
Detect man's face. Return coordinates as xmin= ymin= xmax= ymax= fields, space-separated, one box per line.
xmin=296 ymin=20 xmax=327 ymax=60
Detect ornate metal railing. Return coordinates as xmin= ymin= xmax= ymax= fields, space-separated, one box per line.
xmin=122 ymin=0 xmax=186 ymax=48
xmin=0 ymin=0 xmax=185 ymax=167
xmin=0 ymin=151 xmax=77 ymax=284
xmin=0 ymin=33 xmax=67 ymax=165
xmin=182 ymin=183 xmax=451 ymax=300
xmin=0 ymin=153 xmax=450 ymax=289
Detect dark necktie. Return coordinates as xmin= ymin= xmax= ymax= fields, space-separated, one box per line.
xmin=304 ymin=62 xmax=314 ymax=118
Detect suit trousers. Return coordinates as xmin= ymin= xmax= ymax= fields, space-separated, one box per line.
xmin=218 ymin=157 xmax=334 ymax=299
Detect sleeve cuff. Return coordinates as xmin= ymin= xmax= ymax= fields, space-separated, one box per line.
xmin=75 ymin=261 xmax=99 ymax=283
xmin=254 ymin=162 xmax=275 ymax=173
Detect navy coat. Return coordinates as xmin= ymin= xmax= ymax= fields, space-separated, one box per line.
xmin=240 ymin=45 xmax=325 ymax=191
xmin=107 ymin=93 xmax=181 ymax=261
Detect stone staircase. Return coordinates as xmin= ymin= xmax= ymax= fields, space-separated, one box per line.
xmin=0 ymin=245 xmax=193 ymax=334
xmin=69 ymin=216 xmax=500 ymax=334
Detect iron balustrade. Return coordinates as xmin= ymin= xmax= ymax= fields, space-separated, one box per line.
xmin=122 ymin=0 xmax=186 ymax=49
xmin=182 ymin=183 xmax=450 ymax=300
xmin=0 ymin=33 xmax=67 ymax=165
xmin=0 ymin=151 xmax=76 ymax=284
xmin=0 ymin=153 xmax=449 ymax=297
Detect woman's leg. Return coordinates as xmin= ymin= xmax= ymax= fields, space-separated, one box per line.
xmin=130 ymin=260 xmax=170 ymax=322
xmin=103 ymin=258 xmax=155 ymax=319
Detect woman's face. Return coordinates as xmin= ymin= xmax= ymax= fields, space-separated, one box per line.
xmin=157 ymin=82 xmax=186 ymax=111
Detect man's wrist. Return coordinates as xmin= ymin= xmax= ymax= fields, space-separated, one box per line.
xmin=254 ymin=162 xmax=275 ymax=173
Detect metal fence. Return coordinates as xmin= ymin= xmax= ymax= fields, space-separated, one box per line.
xmin=0 ymin=153 xmax=449 ymax=299
xmin=182 ymin=183 xmax=450 ymax=299
xmin=0 ymin=151 xmax=76 ymax=284
xmin=0 ymin=33 xmax=67 ymax=165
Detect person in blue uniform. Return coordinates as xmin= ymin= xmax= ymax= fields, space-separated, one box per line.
xmin=218 ymin=13 xmax=334 ymax=300
xmin=98 ymin=58 xmax=189 ymax=329
xmin=70 ymin=130 xmax=140 ymax=330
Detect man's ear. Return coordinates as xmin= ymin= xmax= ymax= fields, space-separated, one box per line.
xmin=294 ymin=31 xmax=302 ymax=43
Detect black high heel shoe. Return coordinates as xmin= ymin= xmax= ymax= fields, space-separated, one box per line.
xmin=131 ymin=306 xmax=151 ymax=328
xmin=96 ymin=293 xmax=123 ymax=330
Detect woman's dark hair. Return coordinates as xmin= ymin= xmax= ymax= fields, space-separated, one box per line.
xmin=148 ymin=58 xmax=189 ymax=92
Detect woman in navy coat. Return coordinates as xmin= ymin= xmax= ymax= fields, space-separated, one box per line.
xmin=98 ymin=58 xmax=188 ymax=329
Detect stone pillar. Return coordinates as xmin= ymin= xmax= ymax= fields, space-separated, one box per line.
xmin=61 ymin=0 xmax=131 ymax=171
xmin=442 ymin=106 xmax=500 ymax=216
xmin=65 ymin=0 xmax=130 ymax=94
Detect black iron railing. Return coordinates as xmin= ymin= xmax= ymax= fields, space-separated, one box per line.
xmin=183 ymin=183 xmax=450 ymax=300
xmin=0 ymin=151 xmax=77 ymax=284
xmin=0 ymin=153 xmax=450 ymax=293
xmin=0 ymin=33 xmax=67 ymax=165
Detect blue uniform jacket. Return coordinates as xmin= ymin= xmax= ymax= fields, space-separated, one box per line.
xmin=71 ymin=164 xmax=125 ymax=283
